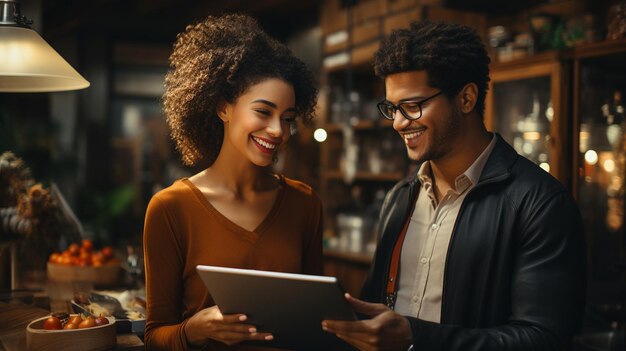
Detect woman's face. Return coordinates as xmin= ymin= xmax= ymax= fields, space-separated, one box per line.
xmin=220 ymin=78 xmax=296 ymax=167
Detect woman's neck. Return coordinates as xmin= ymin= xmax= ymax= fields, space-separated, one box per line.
xmin=198 ymin=149 xmax=276 ymax=198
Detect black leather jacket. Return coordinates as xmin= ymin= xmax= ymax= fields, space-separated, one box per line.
xmin=361 ymin=134 xmax=586 ymax=350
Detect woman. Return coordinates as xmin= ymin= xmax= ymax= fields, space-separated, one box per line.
xmin=143 ymin=14 xmax=321 ymax=350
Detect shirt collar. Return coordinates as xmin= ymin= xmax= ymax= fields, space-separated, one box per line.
xmin=417 ymin=134 xmax=497 ymax=195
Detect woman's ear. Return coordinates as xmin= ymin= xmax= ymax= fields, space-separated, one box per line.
xmin=216 ymin=99 xmax=230 ymax=123
xmin=459 ymin=83 xmax=478 ymax=114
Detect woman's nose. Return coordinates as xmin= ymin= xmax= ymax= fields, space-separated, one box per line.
xmin=266 ymin=116 xmax=284 ymax=138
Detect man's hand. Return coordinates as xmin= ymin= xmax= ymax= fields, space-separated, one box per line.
xmin=322 ymin=294 xmax=413 ymax=351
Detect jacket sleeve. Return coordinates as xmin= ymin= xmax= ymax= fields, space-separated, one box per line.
xmin=405 ymin=190 xmax=586 ymax=351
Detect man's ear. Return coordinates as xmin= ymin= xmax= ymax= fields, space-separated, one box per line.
xmin=459 ymin=83 xmax=478 ymax=114
xmin=216 ymin=99 xmax=230 ymax=123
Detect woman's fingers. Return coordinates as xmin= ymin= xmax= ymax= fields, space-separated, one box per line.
xmin=218 ymin=313 xmax=248 ymax=323
xmin=211 ymin=322 xmax=259 ymax=333
xmin=213 ymin=330 xmax=274 ymax=345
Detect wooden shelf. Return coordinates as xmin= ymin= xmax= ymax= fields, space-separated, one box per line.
xmin=491 ymin=51 xmax=562 ymax=71
xmin=324 ymin=171 xmax=404 ymax=182
xmin=573 ymin=38 xmax=626 ymax=59
xmin=324 ymin=248 xmax=373 ymax=266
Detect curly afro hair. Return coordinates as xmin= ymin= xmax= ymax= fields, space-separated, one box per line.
xmin=373 ymin=21 xmax=490 ymax=117
xmin=163 ymin=14 xmax=317 ymax=167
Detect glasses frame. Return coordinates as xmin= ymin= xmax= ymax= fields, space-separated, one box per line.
xmin=377 ymin=88 xmax=451 ymax=121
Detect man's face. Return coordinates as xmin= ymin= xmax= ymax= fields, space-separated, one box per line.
xmin=384 ymin=71 xmax=461 ymax=163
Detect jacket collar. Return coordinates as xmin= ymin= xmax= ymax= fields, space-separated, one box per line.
xmin=477 ymin=133 xmax=516 ymax=184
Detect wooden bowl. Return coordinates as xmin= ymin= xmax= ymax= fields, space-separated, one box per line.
xmin=26 ymin=315 xmax=116 ymax=351
xmin=47 ymin=262 xmax=121 ymax=286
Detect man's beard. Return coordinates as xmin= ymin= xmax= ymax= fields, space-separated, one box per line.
xmin=412 ymin=108 xmax=462 ymax=164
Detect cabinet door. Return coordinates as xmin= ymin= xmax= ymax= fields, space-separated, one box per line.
xmin=574 ymin=48 xmax=626 ymax=310
xmin=485 ymin=59 xmax=567 ymax=184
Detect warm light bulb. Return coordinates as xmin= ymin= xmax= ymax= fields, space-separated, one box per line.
xmin=604 ymin=159 xmax=616 ymax=173
xmin=584 ymin=150 xmax=598 ymax=165
xmin=314 ymin=128 xmax=327 ymax=143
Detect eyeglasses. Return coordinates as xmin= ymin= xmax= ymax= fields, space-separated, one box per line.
xmin=377 ymin=89 xmax=449 ymax=121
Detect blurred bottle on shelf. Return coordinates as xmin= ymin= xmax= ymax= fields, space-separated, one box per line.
xmin=607 ymin=1 xmax=626 ymax=40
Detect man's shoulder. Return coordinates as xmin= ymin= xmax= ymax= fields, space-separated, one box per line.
xmin=509 ymin=155 xmax=565 ymax=194
xmin=489 ymin=135 xmax=566 ymax=196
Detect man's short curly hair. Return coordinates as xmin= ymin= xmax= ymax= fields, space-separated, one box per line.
xmin=373 ymin=21 xmax=490 ymax=116
xmin=163 ymin=14 xmax=317 ymax=167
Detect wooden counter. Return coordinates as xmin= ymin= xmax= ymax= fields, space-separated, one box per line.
xmin=0 ymin=283 xmax=143 ymax=351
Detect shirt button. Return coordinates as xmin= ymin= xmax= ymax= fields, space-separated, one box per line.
xmin=412 ymin=296 xmax=419 ymax=302
xmin=420 ymin=257 xmax=427 ymax=264
xmin=431 ymin=223 xmax=438 ymax=230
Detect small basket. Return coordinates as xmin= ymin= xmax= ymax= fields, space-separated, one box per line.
xmin=26 ymin=315 xmax=116 ymax=351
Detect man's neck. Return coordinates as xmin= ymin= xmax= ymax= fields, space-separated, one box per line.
xmin=429 ymin=128 xmax=492 ymax=196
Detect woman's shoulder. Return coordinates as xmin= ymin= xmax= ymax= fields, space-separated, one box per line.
xmin=280 ymin=175 xmax=321 ymax=204
xmin=148 ymin=178 xmax=195 ymax=208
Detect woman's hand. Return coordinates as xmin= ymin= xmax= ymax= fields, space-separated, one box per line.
xmin=184 ymin=305 xmax=274 ymax=347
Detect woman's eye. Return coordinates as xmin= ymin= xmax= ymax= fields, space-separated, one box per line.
xmin=255 ymin=109 xmax=271 ymax=116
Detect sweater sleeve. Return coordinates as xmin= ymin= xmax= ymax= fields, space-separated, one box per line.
xmin=143 ymin=195 xmax=189 ymax=350
xmin=302 ymin=192 xmax=323 ymax=275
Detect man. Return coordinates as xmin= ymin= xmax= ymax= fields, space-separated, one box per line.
xmin=322 ymin=21 xmax=586 ymax=350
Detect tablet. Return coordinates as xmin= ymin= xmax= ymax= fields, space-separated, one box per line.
xmin=196 ymin=265 xmax=356 ymax=350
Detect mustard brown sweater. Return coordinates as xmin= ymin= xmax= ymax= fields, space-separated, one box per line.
xmin=143 ymin=176 xmax=323 ymax=350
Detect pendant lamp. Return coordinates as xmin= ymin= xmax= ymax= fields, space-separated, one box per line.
xmin=0 ymin=0 xmax=89 ymax=92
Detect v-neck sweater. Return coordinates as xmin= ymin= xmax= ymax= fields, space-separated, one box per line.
xmin=143 ymin=175 xmax=323 ymax=351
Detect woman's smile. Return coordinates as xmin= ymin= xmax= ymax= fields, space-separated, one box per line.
xmin=251 ymin=135 xmax=279 ymax=154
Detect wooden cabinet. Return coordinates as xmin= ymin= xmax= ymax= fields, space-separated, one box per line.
xmin=571 ymin=38 xmax=626 ymax=315
xmin=485 ymin=51 xmax=571 ymax=186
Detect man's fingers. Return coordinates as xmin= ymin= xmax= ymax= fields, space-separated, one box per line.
xmin=336 ymin=333 xmax=374 ymax=351
xmin=345 ymin=294 xmax=389 ymax=316
xmin=322 ymin=319 xmax=372 ymax=334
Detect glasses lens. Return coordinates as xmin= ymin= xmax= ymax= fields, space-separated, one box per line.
xmin=378 ymin=103 xmax=395 ymax=120
xmin=399 ymin=102 xmax=422 ymax=120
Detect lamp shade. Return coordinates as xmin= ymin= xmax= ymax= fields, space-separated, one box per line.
xmin=0 ymin=26 xmax=90 ymax=92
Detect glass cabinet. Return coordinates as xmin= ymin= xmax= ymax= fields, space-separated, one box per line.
xmin=485 ymin=52 xmax=569 ymax=185
xmin=573 ymin=39 xmax=626 ymax=319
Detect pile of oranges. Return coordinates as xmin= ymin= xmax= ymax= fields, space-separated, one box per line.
xmin=48 ymin=239 xmax=117 ymax=267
